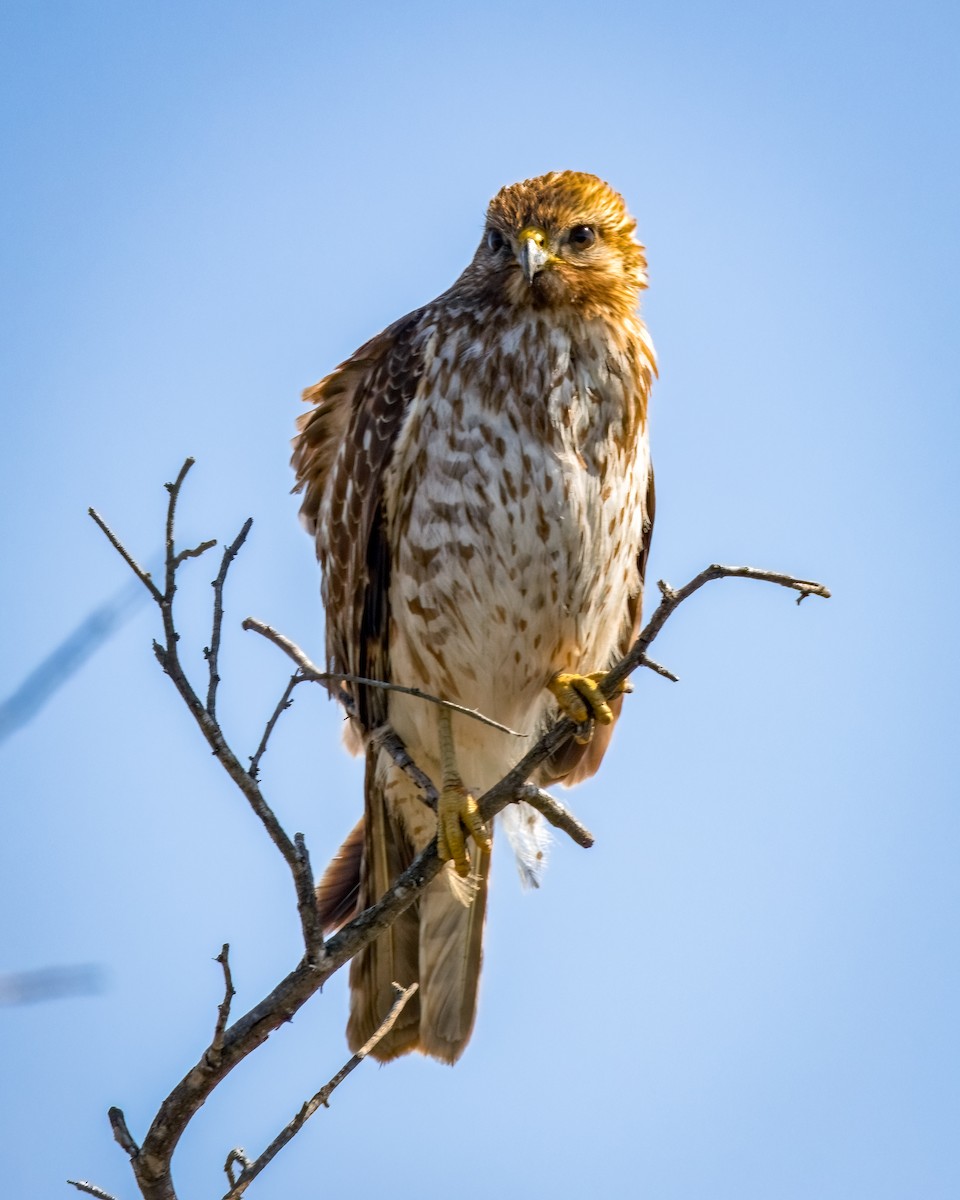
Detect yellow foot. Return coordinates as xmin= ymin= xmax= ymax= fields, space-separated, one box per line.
xmin=437 ymin=781 xmax=490 ymax=878
xmin=547 ymin=671 xmax=633 ymax=743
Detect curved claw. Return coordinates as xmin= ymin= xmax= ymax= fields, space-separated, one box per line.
xmin=437 ymin=782 xmax=490 ymax=878
xmin=547 ymin=670 xmax=632 ymax=738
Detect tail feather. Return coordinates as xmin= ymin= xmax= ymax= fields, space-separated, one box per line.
xmin=316 ymin=818 xmax=364 ymax=933
xmin=500 ymin=799 xmax=550 ymax=889
xmin=418 ymin=842 xmax=489 ymax=1063
xmin=320 ymin=743 xmax=489 ymax=1065
xmin=344 ymin=745 xmax=421 ymax=1060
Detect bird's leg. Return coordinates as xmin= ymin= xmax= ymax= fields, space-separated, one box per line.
xmin=547 ymin=671 xmax=634 ymax=744
xmin=436 ymin=707 xmax=491 ymax=878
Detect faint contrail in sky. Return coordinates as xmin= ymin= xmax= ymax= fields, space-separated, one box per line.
xmin=0 ymin=578 xmax=148 ymax=745
xmin=0 ymin=964 xmax=107 ymax=1005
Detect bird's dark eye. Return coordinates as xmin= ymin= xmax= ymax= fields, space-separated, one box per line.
xmin=569 ymin=225 xmax=596 ymax=249
xmin=486 ymin=228 xmax=505 ymax=253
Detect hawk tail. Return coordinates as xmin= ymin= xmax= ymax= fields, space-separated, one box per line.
xmin=317 ymin=743 xmax=488 ymax=1064
xmin=416 ymin=836 xmax=489 ymax=1064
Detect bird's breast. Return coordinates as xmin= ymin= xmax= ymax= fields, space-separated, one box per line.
xmin=382 ymin=313 xmax=651 ymax=782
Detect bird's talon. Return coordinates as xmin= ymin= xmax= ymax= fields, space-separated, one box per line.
xmin=585 ymin=669 xmax=632 ymax=698
xmin=438 ymin=782 xmax=489 ymax=877
xmin=548 ymin=670 xmax=624 ymax=730
xmin=573 ymin=718 xmax=595 ymax=745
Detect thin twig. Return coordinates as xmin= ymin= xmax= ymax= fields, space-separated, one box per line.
xmin=605 ymin=564 xmax=830 ymax=697
xmin=92 ymin=465 xmax=322 ymax=965
xmin=162 ymin=458 xmax=195 ymax=605
xmin=88 ymin=509 xmax=162 ymax=603
xmin=515 ymin=784 xmax=595 ymax=848
xmin=375 ymin=726 xmax=440 ymax=807
xmin=222 ymin=983 xmax=418 ymax=1199
xmin=173 ymin=538 xmax=217 ymax=567
xmin=639 ymin=654 xmax=679 ymax=682
xmin=68 ymin=1182 xmax=120 ymax=1200
xmin=208 ymin=945 xmax=235 ymax=1062
xmin=249 ymin=673 xmax=305 ymax=779
xmin=207 ymin=519 xmax=254 ymax=719
xmin=224 ymin=1150 xmax=252 ymax=1188
xmin=242 ymin=617 xmax=523 ymax=737
xmin=108 ymin=1107 xmax=139 ymax=1158
xmin=294 ymin=834 xmax=314 ymax=910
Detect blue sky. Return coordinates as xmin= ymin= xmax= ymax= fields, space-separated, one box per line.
xmin=2 ymin=2 xmax=958 ymax=1196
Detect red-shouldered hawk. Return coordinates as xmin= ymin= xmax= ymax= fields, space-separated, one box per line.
xmin=292 ymin=171 xmax=656 ymax=1063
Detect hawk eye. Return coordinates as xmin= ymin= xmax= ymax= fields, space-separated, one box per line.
xmin=569 ymin=225 xmax=596 ymax=249
xmin=486 ymin=228 xmax=506 ymax=253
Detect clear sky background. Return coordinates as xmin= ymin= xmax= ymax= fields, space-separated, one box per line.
xmin=2 ymin=2 xmax=958 ymax=1197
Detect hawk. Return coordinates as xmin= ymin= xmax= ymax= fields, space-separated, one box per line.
xmin=292 ymin=171 xmax=656 ymax=1063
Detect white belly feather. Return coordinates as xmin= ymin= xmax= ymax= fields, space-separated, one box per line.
xmin=383 ymin=313 xmax=650 ymax=799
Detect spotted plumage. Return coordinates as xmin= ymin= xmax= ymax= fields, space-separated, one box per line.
xmin=292 ymin=171 xmax=656 ymax=1063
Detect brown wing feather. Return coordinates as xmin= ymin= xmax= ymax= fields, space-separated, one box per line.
xmin=542 ymin=461 xmax=656 ymax=785
xmin=292 ymin=310 xmax=425 ymax=731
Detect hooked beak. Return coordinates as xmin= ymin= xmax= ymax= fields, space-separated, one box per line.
xmin=517 ymin=227 xmax=550 ymax=283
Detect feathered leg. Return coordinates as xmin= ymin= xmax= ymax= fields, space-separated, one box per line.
xmin=435 ymin=706 xmax=491 ymax=875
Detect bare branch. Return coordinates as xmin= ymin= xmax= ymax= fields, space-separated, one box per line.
xmin=605 ymin=564 xmax=830 ymax=697
xmin=208 ymin=945 xmax=235 ymax=1062
xmin=108 ymin=1107 xmax=139 ymax=1158
xmin=224 ymin=1150 xmax=252 ymax=1188
xmin=242 ymin=617 xmax=523 ymax=737
xmin=88 ymin=508 xmax=163 ymax=604
xmin=222 ymin=983 xmax=419 ymax=1199
xmin=249 ymin=673 xmax=305 ymax=780
xmin=515 ymin=784 xmax=595 ymax=848
xmin=239 ymin=617 xmax=322 ymax=675
xmin=294 ymin=834 xmax=315 ymax=908
xmin=375 ymin=726 xmax=439 ymax=807
xmin=639 ymin=654 xmax=679 ymax=682
xmin=207 ymin=520 xmax=254 ymax=718
xmin=173 ymin=538 xmax=217 ymax=568
xmin=90 ymin=469 xmax=322 ymax=960
xmin=162 ymin=458 xmax=195 ymax=604
xmin=68 ymin=1182 xmax=120 ymax=1200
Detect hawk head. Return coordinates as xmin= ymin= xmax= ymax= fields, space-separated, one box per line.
xmin=461 ymin=171 xmax=648 ymax=319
